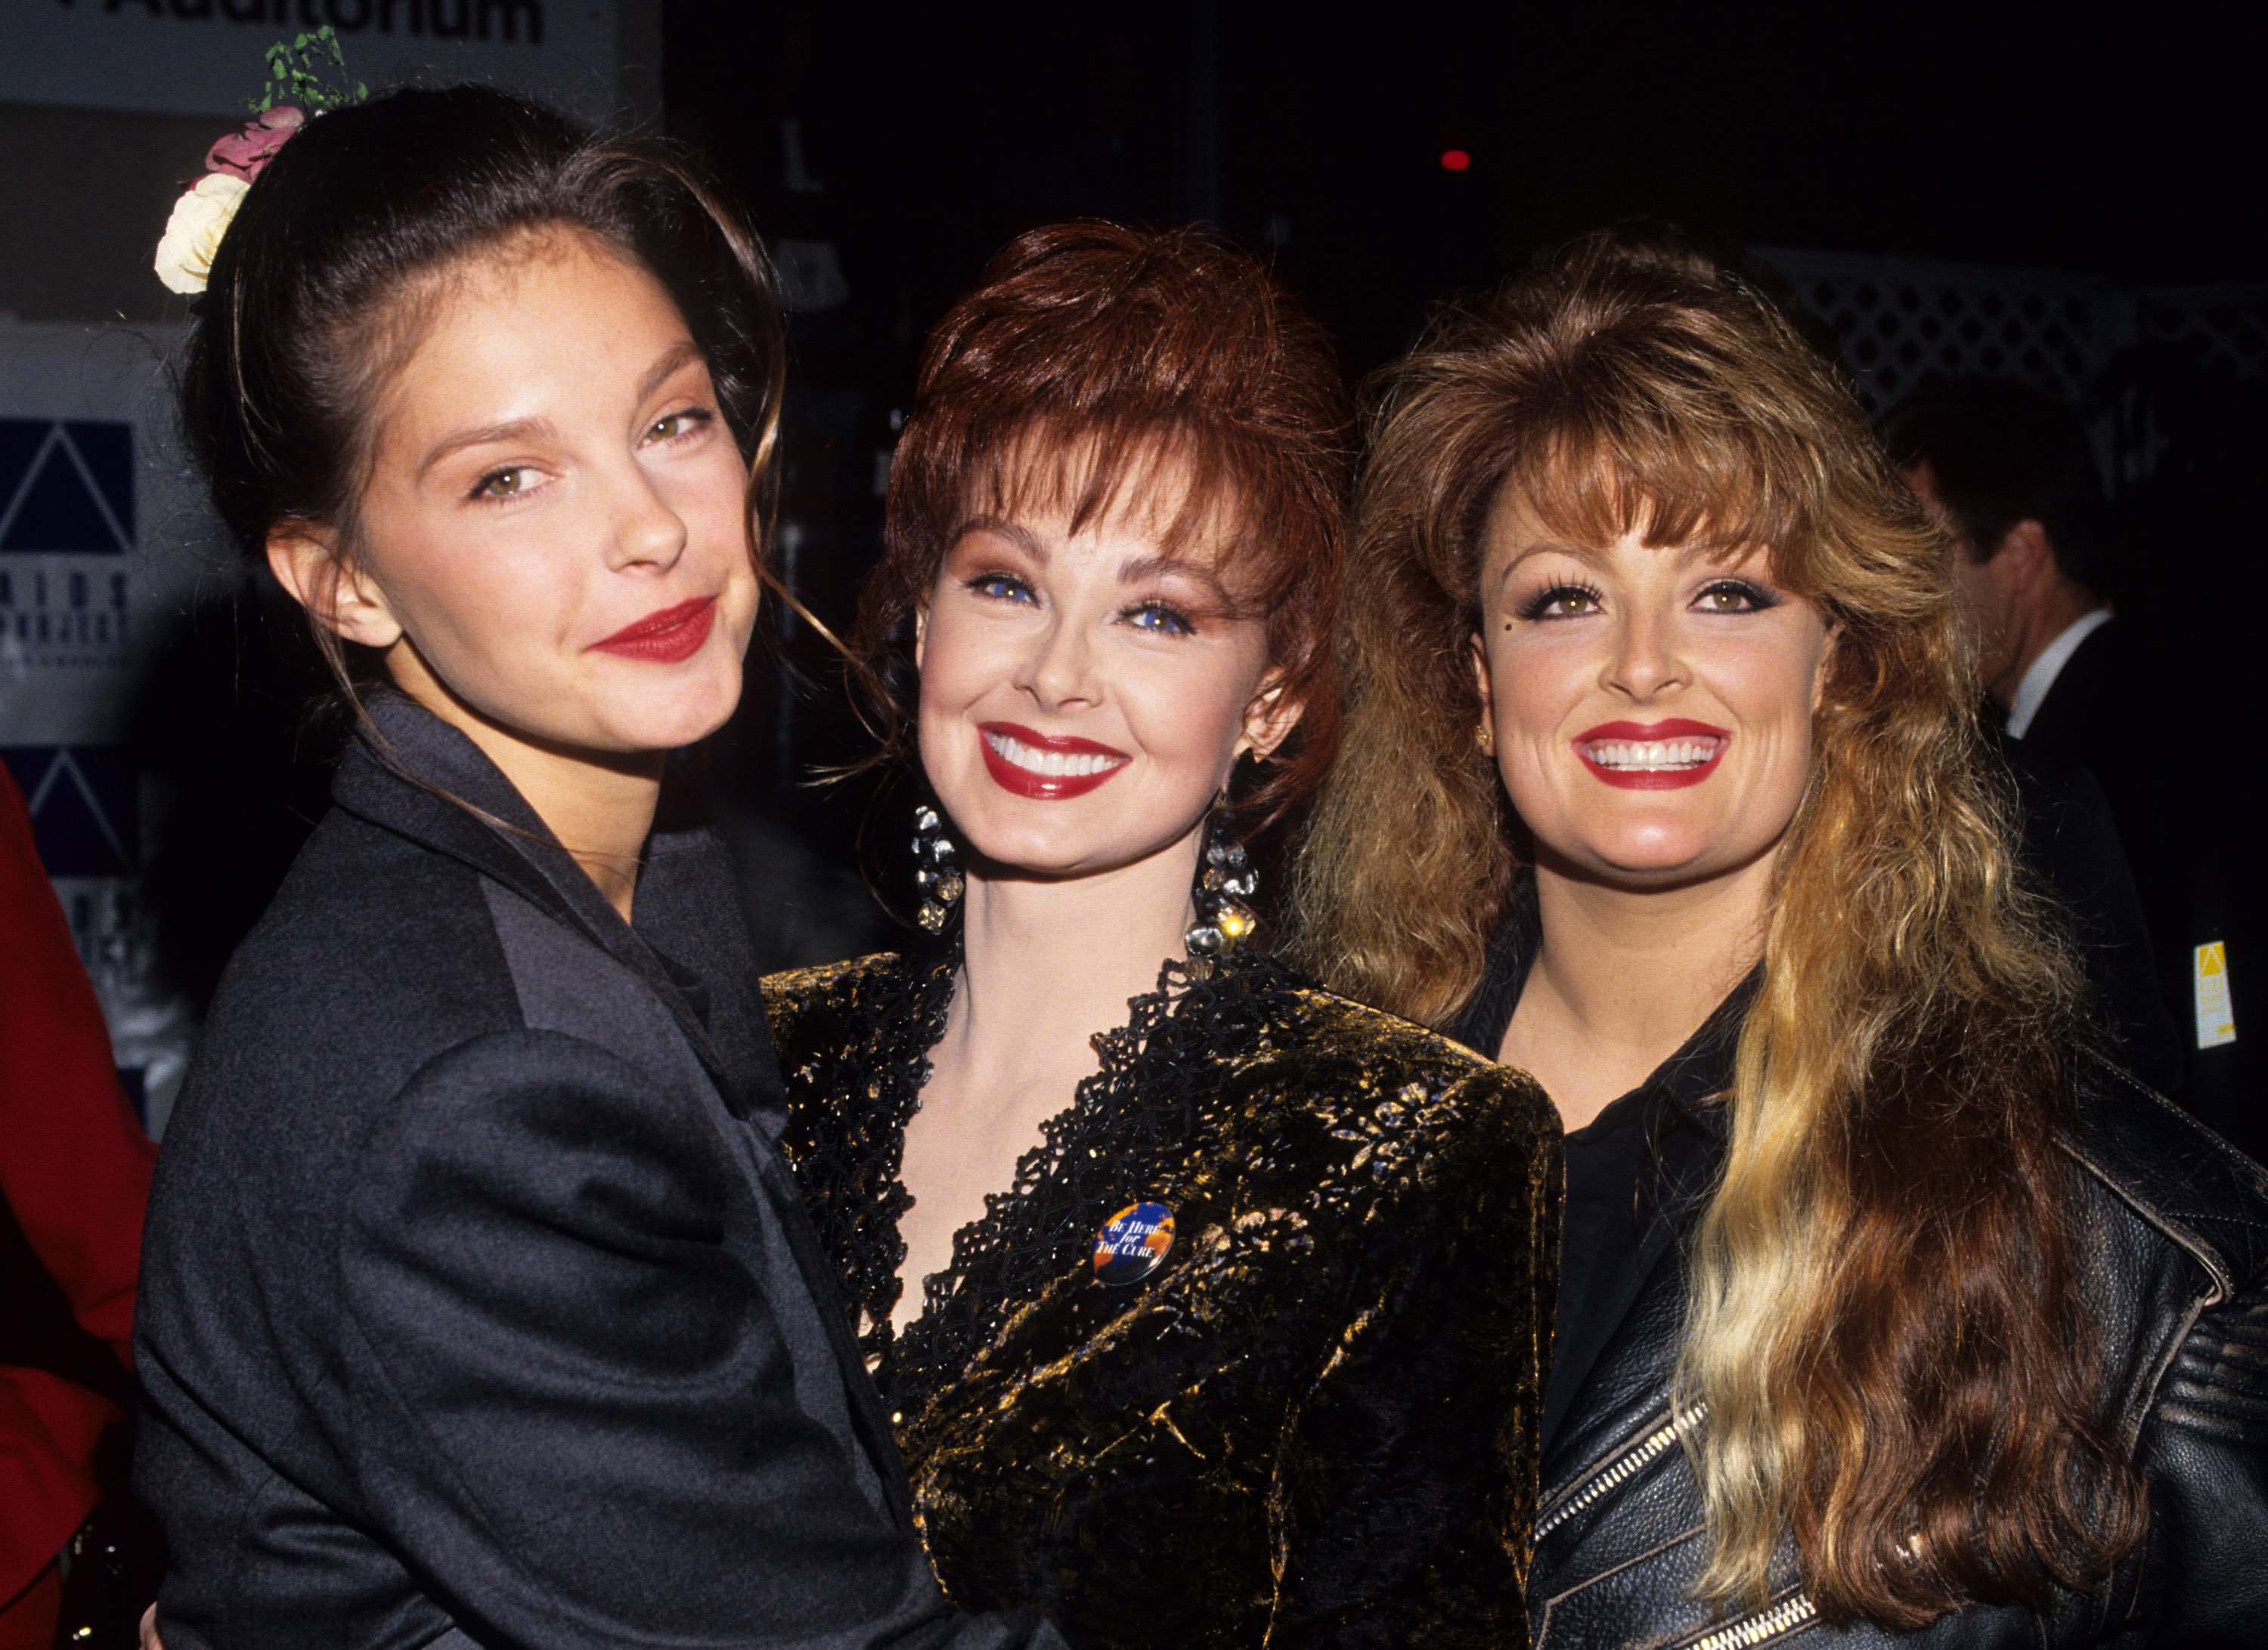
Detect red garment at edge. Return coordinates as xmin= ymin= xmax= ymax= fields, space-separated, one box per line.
xmin=0 ymin=763 xmax=155 ymax=1642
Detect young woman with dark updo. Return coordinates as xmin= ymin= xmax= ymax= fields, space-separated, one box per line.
xmin=762 ymin=221 xmax=1561 ymax=1648
xmin=133 ymin=86 xmax=1061 ymax=1650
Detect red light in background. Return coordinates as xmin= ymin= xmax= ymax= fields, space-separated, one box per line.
xmin=1439 ymin=149 xmax=1472 ymax=172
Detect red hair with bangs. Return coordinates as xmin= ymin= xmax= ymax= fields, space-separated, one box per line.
xmin=855 ymin=221 xmax=1352 ymax=825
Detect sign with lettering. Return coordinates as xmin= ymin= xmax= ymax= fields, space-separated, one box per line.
xmin=2 ymin=320 xmax=218 ymax=1135
xmin=2 ymin=0 xmax=621 ymax=123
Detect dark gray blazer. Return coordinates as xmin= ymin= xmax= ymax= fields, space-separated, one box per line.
xmin=135 ymin=696 xmax=1058 ymax=1650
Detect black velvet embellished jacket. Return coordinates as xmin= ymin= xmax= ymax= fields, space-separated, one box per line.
xmin=763 ymin=949 xmax=1564 ymax=1650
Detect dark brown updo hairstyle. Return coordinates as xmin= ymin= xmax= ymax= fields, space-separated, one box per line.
xmin=181 ymin=85 xmax=785 ymax=707
xmin=854 ymin=221 xmax=1352 ymax=828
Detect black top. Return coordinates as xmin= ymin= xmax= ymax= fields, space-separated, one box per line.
xmin=1526 ymin=1032 xmax=2268 ymax=1646
xmin=1448 ymin=902 xmax=1735 ymax=1452
xmin=1452 ymin=878 xmax=2268 ymax=1645
xmin=135 ymin=695 xmax=1059 ymax=1650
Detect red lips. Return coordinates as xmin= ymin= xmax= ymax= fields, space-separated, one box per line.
xmin=978 ymin=722 xmax=1131 ymax=800
xmin=1571 ymin=718 xmax=1730 ymax=791
xmin=590 ymin=596 xmax=717 ymax=664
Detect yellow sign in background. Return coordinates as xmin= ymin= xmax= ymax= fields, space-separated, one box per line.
xmin=2195 ymin=942 xmax=2236 ymax=1050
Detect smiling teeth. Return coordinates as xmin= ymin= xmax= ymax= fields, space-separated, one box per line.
xmin=986 ymin=731 xmax=1125 ymax=778
xmin=1582 ymin=738 xmax=1724 ymax=771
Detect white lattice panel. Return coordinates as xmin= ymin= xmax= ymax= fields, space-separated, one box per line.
xmin=1761 ymin=249 xmax=2117 ymax=416
xmin=2138 ymin=286 xmax=2268 ymax=381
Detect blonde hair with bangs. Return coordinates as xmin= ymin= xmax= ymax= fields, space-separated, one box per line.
xmin=1290 ymin=231 xmax=2143 ymax=1627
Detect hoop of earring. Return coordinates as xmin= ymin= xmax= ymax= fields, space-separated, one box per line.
xmin=1185 ymin=797 xmax=1259 ymax=966
xmin=912 ymin=802 xmax=964 ymax=933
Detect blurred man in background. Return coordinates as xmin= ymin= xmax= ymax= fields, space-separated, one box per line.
xmin=1890 ymin=379 xmax=2253 ymax=1153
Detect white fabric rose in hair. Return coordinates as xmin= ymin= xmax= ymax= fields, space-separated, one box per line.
xmin=154 ymin=172 xmax=252 ymax=296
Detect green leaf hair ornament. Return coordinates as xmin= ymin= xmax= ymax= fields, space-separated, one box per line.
xmin=156 ymin=28 xmax=366 ymax=296
xmin=249 ymin=26 xmax=368 ymax=116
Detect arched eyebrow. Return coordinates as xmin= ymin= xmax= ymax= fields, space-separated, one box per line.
xmin=950 ymin=515 xmax=1049 ymax=560
xmin=949 ymin=515 xmax=1241 ymax=609
xmin=1491 ymin=537 xmax=1602 ymax=593
xmin=636 ymin=338 xmax=707 ymax=404
xmin=416 ymin=416 xmax=561 ymax=482
xmin=414 ymin=340 xmax=708 ymax=483
xmin=1119 ymin=553 xmax=1234 ymax=608
xmin=1491 ymin=536 xmax=1761 ymax=593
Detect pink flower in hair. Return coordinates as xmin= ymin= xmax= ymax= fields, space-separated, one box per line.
xmin=205 ymin=105 xmax=306 ymax=183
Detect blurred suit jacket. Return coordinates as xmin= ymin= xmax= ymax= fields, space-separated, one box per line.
xmin=2012 ymin=618 xmax=2257 ymax=1156
xmin=1993 ymin=728 xmax=2184 ymax=1096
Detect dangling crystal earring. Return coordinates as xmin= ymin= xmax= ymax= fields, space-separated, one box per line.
xmin=912 ymin=802 xmax=964 ymax=934
xmin=1185 ymin=805 xmax=1259 ymax=961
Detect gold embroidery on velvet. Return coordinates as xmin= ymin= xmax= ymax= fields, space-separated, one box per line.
xmin=766 ymin=951 xmax=1565 ymax=1649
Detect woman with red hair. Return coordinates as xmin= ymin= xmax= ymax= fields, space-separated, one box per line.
xmin=764 ymin=221 xmax=1561 ymax=1648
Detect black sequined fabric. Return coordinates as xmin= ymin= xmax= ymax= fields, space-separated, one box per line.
xmin=767 ymin=949 xmax=1564 ymax=1649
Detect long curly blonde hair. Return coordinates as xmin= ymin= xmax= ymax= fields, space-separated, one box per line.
xmin=1289 ymin=231 xmax=2143 ymax=1627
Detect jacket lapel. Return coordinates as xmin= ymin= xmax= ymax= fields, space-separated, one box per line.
xmin=330 ymin=698 xmax=742 ymax=1107
xmin=333 ymin=697 xmax=911 ymax=1508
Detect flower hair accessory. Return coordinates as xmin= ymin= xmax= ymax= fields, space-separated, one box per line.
xmin=154 ymin=28 xmax=364 ymax=296
xmin=205 ymin=104 xmax=305 ymax=182
xmin=155 ymin=173 xmax=255 ymax=296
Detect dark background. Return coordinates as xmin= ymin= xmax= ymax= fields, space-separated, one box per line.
xmin=67 ymin=2 xmax=2266 ymax=1028
xmin=669 ymin=0 xmax=2268 ymax=376
xmin=661 ymin=0 xmax=2268 ymax=828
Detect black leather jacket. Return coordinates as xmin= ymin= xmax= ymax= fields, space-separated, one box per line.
xmin=1528 ymin=1055 xmax=2268 ymax=1648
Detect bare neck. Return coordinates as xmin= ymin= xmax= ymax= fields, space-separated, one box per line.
xmin=880 ymin=829 xmax=1204 ymax=1333
xmin=1502 ymin=853 xmax=1771 ymax=1130
xmin=947 ymin=829 xmax=1203 ymax=1091
xmin=391 ymin=662 xmax=660 ymax=921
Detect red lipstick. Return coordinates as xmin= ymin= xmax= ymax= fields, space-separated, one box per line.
xmin=978 ymin=721 xmax=1131 ymax=800
xmin=1572 ymin=718 xmax=1730 ymax=790
xmin=590 ymin=596 xmax=716 ymax=664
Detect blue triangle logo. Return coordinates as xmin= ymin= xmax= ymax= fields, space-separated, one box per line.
xmin=0 ymin=419 xmax=43 ymax=508
xmin=0 ymin=745 xmax=137 ymax=877
xmin=65 ymin=422 xmax=135 ymax=540
xmin=0 ymin=425 xmax=132 ymax=555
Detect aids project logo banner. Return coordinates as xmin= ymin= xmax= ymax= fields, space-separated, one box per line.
xmin=2 ymin=323 xmax=214 ymax=1136
xmin=1 ymin=419 xmax=136 ymax=666
xmin=0 ymin=416 xmax=144 ymax=943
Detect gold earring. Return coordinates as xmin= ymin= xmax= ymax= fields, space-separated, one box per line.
xmin=1476 ymin=722 xmax=1495 ymax=753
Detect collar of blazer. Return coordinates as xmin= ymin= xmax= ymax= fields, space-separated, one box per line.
xmin=330 ymin=692 xmax=745 ymax=1111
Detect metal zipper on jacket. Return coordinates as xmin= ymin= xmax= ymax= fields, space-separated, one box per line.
xmin=1535 ymin=1401 xmax=1706 ymax=1539
xmin=1537 ymin=1402 xmax=1820 ymax=1648
xmin=1684 ymin=1593 xmax=1817 ymax=1649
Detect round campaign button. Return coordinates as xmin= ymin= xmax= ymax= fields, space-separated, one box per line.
xmin=1091 ymin=1200 xmax=1175 ymax=1287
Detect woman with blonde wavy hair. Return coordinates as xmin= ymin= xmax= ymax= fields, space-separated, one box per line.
xmin=1292 ymin=228 xmax=2268 ymax=1646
